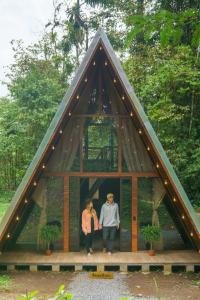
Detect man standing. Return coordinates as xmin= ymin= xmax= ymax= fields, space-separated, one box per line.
xmin=99 ymin=193 xmax=120 ymax=255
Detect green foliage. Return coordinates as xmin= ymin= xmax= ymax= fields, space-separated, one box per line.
xmin=40 ymin=224 xmax=61 ymax=250
xmin=141 ymin=225 xmax=161 ymax=249
xmin=0 ymin=274 xmax=12 ymax=290
xmin=17 ymin=285 xmax=74 ymax=300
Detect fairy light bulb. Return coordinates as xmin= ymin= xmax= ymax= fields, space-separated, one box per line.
xmin=93 ymin=61 xmax=96 ymax=66
xmin=76 ymin=95 xmax=80 ymax=100
xmin=164 ymin=180 xmax=168 ymax=185
xmin=68 ymin=112 xmax=72 ymax=116
xmin=105 ymin=61 xmax=108 ymax=66
xmin=182 ymin=215 xmax=185 ymax=219
xmin=52 ymin=145 xmax=55 ymax=150
xmin=99 ymin=46 xmax=102 ymax=50
xmin=113 ymin=78 xmax=117 ymax=83
xmin=59 ymin=129 xmax=63 ymax=134
xmin=24 ymin=198 xmax=28 ymax=204
xmin=147 ymin=146 xmax=150 ymax=151
xmin=138 ymin=129 xmax=142 ymax=134
xmin=156 ymin=163 xmax=159 ymax=168
xmin=173 ymin=197 xmax=176 ymax=202
xmin=7 ymin=233 xmax=10 ymax=239
xmin=42 ymin=164 xmax=45 ymax=169
xmin=16 ymin=216 xmax=20 ymax=221
xmin=33 ymin=181 xmax=37 ymax=186
xmin=84 ymin=78 xmax=88 ymax=82
xmin=130 ymin=112 xmax=133 ymax=117
xmin=190 ymin=232 xmax=194 ymax=237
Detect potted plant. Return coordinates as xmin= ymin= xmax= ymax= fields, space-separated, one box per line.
xmin=141 ymin=224 xmax=161 ymax=256
xmin=39 ymin=224 xmax=61 ymax=255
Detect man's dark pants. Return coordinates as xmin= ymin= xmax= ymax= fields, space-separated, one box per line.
xmin=102 ymin=226 xmax=117 ymax=252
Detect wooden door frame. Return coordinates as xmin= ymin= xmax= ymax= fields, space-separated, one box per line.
xmin=64 ymin=173 xmax=142 ymax=252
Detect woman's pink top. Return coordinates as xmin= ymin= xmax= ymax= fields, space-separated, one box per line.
xmin=82 ymin=209 xmax=99 ymax=234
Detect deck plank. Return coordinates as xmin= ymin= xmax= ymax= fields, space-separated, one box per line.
xmin=0 ymin=250 xmax=199 ymax=265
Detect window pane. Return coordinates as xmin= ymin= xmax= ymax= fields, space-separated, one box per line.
xmin=83 ymin=117 xmax=118 ymax=172
xmin=138 ymin=177 xmax=189 ymax=250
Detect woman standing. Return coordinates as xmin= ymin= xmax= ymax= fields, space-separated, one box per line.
xmin=82 ymin=199 xmax=99 ymax=256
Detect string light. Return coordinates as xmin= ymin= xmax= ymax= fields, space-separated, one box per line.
xmin=93 ymin=61 xmax=96 ymax=66
xmin=16 ymin=216 xmax=20 ymax=221
xmin=147 ymin=146 xmax=150 ymax=151
xmin=182 ymin=215 xmax=185 ymax=219
xmin=68 ymin=112 xmax=72 ymax=116
xmin=33 ymin=181 xmax=37 ymax=186
xmin=99 ymin=46 xmax=102 ymax=50
xmin=42 ymin=164 xmax=45 ymax=169
xmin=24 ymin=198 xmax=28 ymax=204
xmin=59 ymin=129 xmax=63 ymax=134
xmin=113 ymin=78 xmax=117 ymax=83
xmin=105 ymin=61 xmax=108 ymax=66
xmin=156 ymin=163 xmax=159 ymax=168
xmin=190 ymin=232 xmax=194 ymax=237
xmin=164 ymin=180 xmax=168 ymax=185
xmin=76 ymin=95 xmax=80 ymax=100
xmin=130 ymin=112 xmax=133 ymax=117
xmin=7 ymin=233 xmax=10 ymax=239
xmin=122 ymin=95 xmax=125 ymax=100
xmin=52 ymin=145 xmax=55 ymax=150
xmin=173 ymin=197 xmax=177 ymax=202
xmin=138 ymin=129 xmax=142 ymax=134
xmin=84 ymin=78 xmax=88 ymax=82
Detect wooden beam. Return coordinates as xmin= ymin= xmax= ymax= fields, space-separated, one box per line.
xmin=132 ymin=176 xmax=138 ymax=251
xmin=44 ymin=172 xmax=158 ymax=178
xmin=63 ymin=175 xmax=69 ymax=252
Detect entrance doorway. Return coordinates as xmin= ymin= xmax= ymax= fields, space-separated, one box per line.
xmin=68 ymin=176 xmax=133 ymax=252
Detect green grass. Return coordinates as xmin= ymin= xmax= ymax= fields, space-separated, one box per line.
xmin=0 ymin=274 xmax=12 ymax=290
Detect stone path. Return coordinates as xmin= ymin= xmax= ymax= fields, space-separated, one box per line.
xmin=68 ymin=272 xmax=158 ymax=300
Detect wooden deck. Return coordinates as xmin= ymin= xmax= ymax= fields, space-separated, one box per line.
xmin=0 ymin=250 xmax=199 ymax=273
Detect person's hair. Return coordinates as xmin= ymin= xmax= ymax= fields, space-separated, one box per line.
xmin=85 ymin=199 xmax=93 ymax=208
xmin=107 ymin=193 xmax=114 ymax=199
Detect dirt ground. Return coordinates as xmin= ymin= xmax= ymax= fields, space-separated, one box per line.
xmin=0 ymin=271 xmax=199 ymax=300
xmin=126 ymin=272 xmax=200 ymax=300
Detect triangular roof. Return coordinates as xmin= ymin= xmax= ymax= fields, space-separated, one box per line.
xmin=0 ymin=27 xmax=200 ymax=250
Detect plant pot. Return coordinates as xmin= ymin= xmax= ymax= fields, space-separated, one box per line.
xmin=148 ymin=249 xmax=155 ymax=256
xmin=45 ymin=249 xmax=52 ymax=256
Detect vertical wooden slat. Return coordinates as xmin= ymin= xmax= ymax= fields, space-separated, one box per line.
xmin=132 ymin=176 xmax=138 ymax=251
xmin=63 ymin=175 xmax=69 ymax=252
xmin=118 ymin=117 xmax=122 ymax=173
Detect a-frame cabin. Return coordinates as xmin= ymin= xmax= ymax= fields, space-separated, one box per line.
xmin=0 ymin=28 xmax=200 ymax=255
